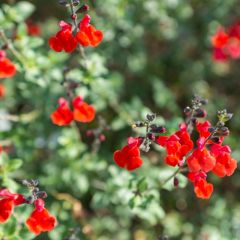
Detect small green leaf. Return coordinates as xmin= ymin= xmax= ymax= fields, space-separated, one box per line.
xmin=6 ymin=159 xmax=23 ymax=172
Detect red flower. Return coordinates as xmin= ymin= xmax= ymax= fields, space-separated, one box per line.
xmin=49 ymin=21 xmax=77 ymax=53
xmin=0 ymin=84 xmax=5 ymax=98
xmin=51 ymin=98 xmax=73 ymax=126
xmin=0 ymin=189 xmax=25 ymax=223
xmin=73 ymin=96 xmax=95 ymax=123
xmin=224 ymin=38 xmax=240 ymax=59
xmin=196 ymin=121 xmax=211 ymax=138
xmin=26 ymin=20 xmax=41 ymax=36
xmin=156 ymin=125 xmax=193 ymax=167
xmin=26 ymin=199 xmax=57 ymax=235
xmin=194 ymin=178 xmax=213 ymax=199
xmin=228 ymin=21 xmax=240 ymax=40
xmin=211 ymin=144 xmax=237 ymax=177
xmin=211 ymin=28 xmax=229 ymax=48
xmin=0 ymin=199 xmax=14 ymax=223
xmin=76 ymin=15 xmax=103 ymax=47
xmin=0 ymin=51 xmax=16 ymax=79
xmin=187 ymin=148 xmax=216 ymax=173
xmin=212 ymin=48 xmax=228 ymax=61
xmin=113 ymin=138 xmax=143 ymax=171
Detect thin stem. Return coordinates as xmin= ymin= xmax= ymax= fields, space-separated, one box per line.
xmin=160 ymin=167 xmax=182 ymax=188
xmin=68 ymin=0 xmax=86 ymax=59
xmin=0 ymin=29 xmax=27 ymax=67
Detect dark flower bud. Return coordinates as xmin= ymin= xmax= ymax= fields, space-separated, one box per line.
xmin=211 ymin=136 xmax=221 ymax=144
xmin=76 ymin=4 xmax=90 ymax=13
xmin=193 ymin=108 xmax=207 ymax=118
xmin=26 ymin=195 xmax=35 ymax=204
xmin=208 ymin=127 xmax=215 ymax=133
xmin=191 ymin=118 xmax=198 ymax=125
xmin=218 ymin=126 xmax=230 ymax=136
xmin=72 ymin=0 xmax=80 ymax=6
xmin=184 ymin=106 xmax=191 ymax=115
xmin=149 ymin=124 xmax=166 ymax=134
xmin=86 ymin=130 xmax=94 ymax=137
xmin=36 ymin=191 xmax=48 ymax=199
xmin=99 ymin=134 xmax=106 ymax=142
xmin=147 ymin=133 xmax=155 ymax=141
xmin=71 ymin=14 xmax=77 ymax=20
xmin=146 ymin=113 xmax=156 ymax=122
xmin=174 ymin=177 xmax=179 ymax=187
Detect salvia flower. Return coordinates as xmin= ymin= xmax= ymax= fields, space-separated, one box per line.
xmin=0 ymin=51 xmax=16 ymax=79
xmin=113 ymin=137 xmax=143 ymax=171
xmin=49 ymin=15 xmax=103 ymax=53
xmin=51 ymin=98 xmax=74 ymax=126
xmin=211 ymin=22 xmax=240 ymax=61
xmin=51 ymin=96 xmax=95 ymax=126
xmin=26 ymin=199 xmax=57 ymax=235
xmin=49 ymin=21 xmax=77 ymax=53
xmin=0 ymin=189 xmax=25 ymax=223
xmin=76 ymin=14 xmax=104 ymax=47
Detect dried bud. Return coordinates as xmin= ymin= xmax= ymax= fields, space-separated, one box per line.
xmin=193 ymin=108 xmax=207 ymax=118
xmin=76 ymin=4 xmax=90 ymax=13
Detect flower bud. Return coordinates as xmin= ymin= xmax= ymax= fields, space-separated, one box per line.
xmin=174 ymin=177 xmax=179 ymax=187
xmin=76 ymin=4 xmax=90 ymax=13
xmin=147 ymin=133 xmax=155 ymax=141
xmin=146 ymin=113 xmax=156 ymax=122
xmin=99 ymin=134 xmax=106 ymax=142
xmin=193 ymin=108 xmax=207 ymax=118
xmin=184 ymin=106 xmax=191 ymax=115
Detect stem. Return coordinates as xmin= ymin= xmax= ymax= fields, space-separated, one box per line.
xmin=160 ymin=167 xmax=182 ymax=188
xmin=68 ymin=0 xmax=86 ymax=59
xmin=0 ymin=29 xmax=27 ymax=67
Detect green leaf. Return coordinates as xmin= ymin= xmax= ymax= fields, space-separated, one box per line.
xmin=15 ymin=2 xmax=35 ymax=20
xmin=6 ymin=159 xmax=23 ymax=172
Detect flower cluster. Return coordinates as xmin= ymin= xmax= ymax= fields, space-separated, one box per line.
xmin=211 ymin=22 xmax=240 ymax=61
xmin=49 ymin=14 xmax=103 ymax=53
xmin=0 ymin=182 xmax=57 ymax=235
xmin=51 ymin=96 xmax=95 ymax=126
xmin=113 ymin=114 xmax=166 ymax=171
xmin=113 ymin=97 xmax=238 ymax=199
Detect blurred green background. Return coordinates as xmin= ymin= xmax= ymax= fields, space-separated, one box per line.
xmin=0 ymin=0 xmax=240 ymax=239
